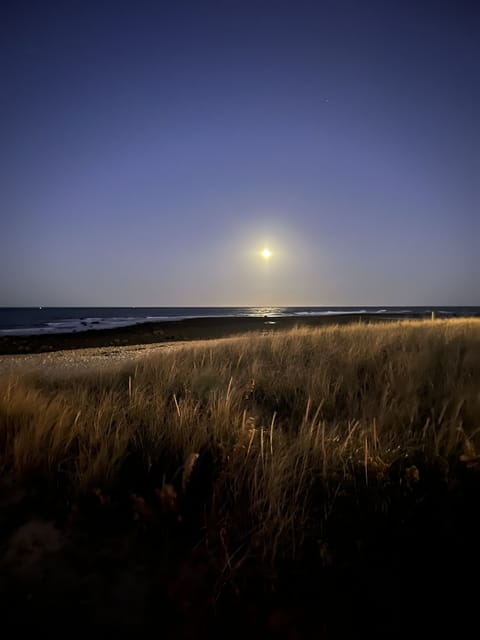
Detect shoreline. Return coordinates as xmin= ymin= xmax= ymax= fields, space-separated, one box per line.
xmin=0 ymin=312 xmax=426 ymax=356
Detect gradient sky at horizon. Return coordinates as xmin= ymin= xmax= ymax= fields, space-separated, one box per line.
xmin=1 ymin=0 xmax=478 ymax=306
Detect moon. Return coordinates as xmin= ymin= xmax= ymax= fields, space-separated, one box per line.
xmin=261 ymin=248 xmax=272 ymax=259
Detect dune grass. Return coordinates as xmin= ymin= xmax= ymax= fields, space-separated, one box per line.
xmin=1 ymin=319 xmax=479 ymax=562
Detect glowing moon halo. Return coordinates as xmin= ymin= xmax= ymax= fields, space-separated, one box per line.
xmin=261 ymin=248 xmax=272 ymax=259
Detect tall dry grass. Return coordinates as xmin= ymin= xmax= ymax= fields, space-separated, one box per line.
xmin=1 ymin=319 xmax=479 ymax=558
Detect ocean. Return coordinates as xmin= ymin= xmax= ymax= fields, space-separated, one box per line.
xmin=0 ymin=306 xmax=479 ymax=336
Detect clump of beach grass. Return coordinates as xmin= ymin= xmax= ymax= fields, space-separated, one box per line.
xmin=1 ymin=319 xmax=479 ymax=560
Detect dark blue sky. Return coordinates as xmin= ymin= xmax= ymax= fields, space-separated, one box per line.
xmin=1 ymin=0 xmax=478 ymax=306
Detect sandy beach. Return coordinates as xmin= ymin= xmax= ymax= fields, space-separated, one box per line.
xmin=0 ymin=341 xmax=187 ymax=375
xmin=0 ymin=312 xmax=430 ymax=376
xmin=0 ymin=312 xmax=418 ymax=359
xmin=0 ymin=312 xmax=418 ymax=375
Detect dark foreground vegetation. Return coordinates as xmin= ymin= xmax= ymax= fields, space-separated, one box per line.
xmin=1 ymin=320 xmax=479 ymax=636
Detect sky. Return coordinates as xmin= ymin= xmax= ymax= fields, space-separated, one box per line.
xmin=0 ymin=0 xmax=478 ymax=306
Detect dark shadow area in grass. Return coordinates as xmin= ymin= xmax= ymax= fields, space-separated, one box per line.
xmin=1 ymin=454 xmax=479 ymax=637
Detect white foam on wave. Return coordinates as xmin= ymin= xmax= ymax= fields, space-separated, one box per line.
xmin=0 ymin=314 xmax=221 ymax=336
xmin=0 ymin=327 xmax=54 ymax=336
